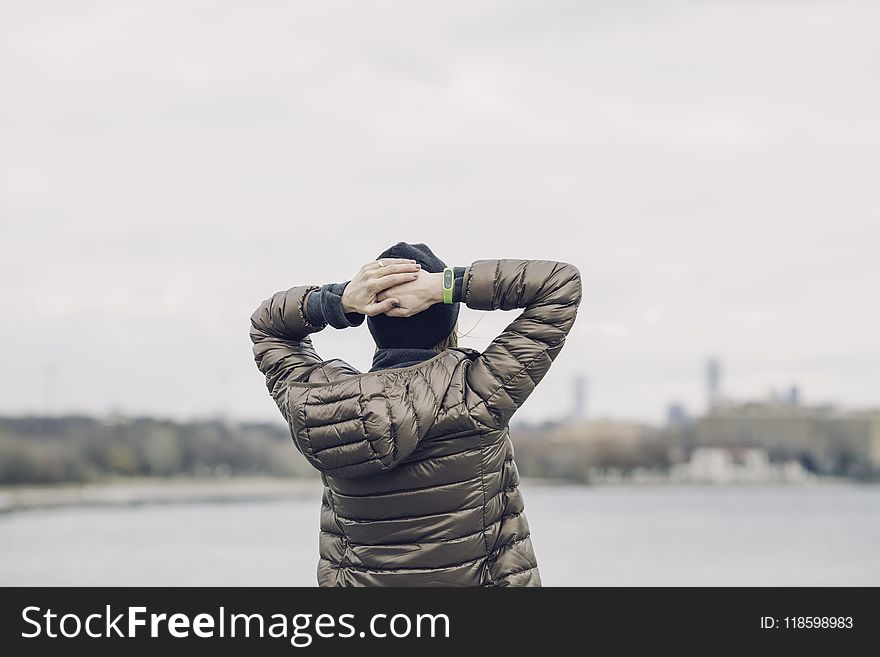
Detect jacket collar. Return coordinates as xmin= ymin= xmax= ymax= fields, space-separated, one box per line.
xmin=369 ymin=347 xmax=439 ymax=372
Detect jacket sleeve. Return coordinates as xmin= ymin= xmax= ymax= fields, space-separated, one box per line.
xmin=306 ymin=281 xmax=366 ymax=330
xmin=249 ymin=279 xmax=366 ymax=400
xmin=461 ymin=259 xmax=582 ymax=430
xmin=249 ymin=285 xmax=325 ymax=411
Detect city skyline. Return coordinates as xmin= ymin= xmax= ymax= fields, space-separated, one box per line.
xmin=14 ymin=353 xmax=876 ymax=427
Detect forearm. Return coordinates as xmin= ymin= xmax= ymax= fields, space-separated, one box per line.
xmin=249 ymin=285 xmax=325 ymax=395
xmin=452 ymin=266 xmax=466 ymax=302
xmin=461 ymin=259 xmax=581 ymax=315
xmin=461 ymin=259 xmax=582 ymax=428
xmin=423 ymin=266 xmax=467 ymax=303
xmin=250 ymin=285 xmax=322 ymax=344
xmin=305 ymin=281 xmax=366 ymax=329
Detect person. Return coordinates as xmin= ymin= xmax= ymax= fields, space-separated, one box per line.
xmin=249 ymin=242 xmax=582 ymax=586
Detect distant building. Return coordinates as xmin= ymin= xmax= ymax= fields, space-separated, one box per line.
xmin=706 ymin=358 xmax=722 ymax=410
xmin=670 ymin=447 xmax=810 ymax=484
xmin=694 ymin=402 xmax=880 ymax=475
xmin=570 ymin=374 xmax=588 ymax=421
xmin=768 ymin=385 xmax=801 ymax=406
xmin=555 ymin=418 xmax=648 ymax=447
xmin=666 ymin=402 xmax=691 ymax=427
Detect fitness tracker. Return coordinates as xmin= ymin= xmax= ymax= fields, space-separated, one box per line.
xmin=442 ymin=267 xmax=454 ymax=304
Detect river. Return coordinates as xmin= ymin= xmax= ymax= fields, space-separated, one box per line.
xmin=1 ymin=482 xmax=877 ymax=586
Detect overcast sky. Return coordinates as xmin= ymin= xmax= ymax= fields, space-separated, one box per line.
xmin=1 ymin=0 xmax=879 ymax=425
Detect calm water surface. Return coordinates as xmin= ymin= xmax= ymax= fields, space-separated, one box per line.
xmin=1 ymin=483 xmax=878 ymax=586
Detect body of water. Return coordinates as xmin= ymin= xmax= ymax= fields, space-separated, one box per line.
xmin=1 ymin=483 xmax=878 ymax=586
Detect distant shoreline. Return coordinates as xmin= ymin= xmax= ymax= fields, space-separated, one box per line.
xmin=0 ymin=475 xmax=867 ymax=514
xmin=0 ymin=476 xmax=323 ymax=514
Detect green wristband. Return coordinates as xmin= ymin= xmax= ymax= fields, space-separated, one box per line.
xmin=442 ymin=267 xmax=454 ymax=304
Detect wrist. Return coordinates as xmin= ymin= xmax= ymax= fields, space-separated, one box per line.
xmin=340 ymin=282 xmax=359 ymax=314
xmin=440 ymin=267 xmax=454 ymax=304
xmin=310 ymin=281 xmax=365 ymax=329
xmin=431 ymin=271 xmax=445 ymax=304
xmin=452 ymin=266 xmax=465 ymax=303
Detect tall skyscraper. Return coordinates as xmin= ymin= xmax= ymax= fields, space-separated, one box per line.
xmin=706 ymin=357 xmax=722 ymax=410
xmin=571 ymin=374 xmax=588 ymax=421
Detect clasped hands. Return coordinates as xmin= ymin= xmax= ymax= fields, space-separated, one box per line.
xmin=340 ymin=258 xmax=444 ymax=318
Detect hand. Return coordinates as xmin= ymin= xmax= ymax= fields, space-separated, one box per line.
xmin=340 ymin=258 xmax=421 ymax=316
xmin=375 ymin=269 xmax=443 ymax=317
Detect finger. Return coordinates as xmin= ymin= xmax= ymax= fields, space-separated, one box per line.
xmin=385 ymin=305 xmax=415 ymax=318
xmin=372 ymin=263 xmax=420 ymax=277
xmin=369 ymin=272 xmax=419 ymax=292
xmin=377 ymin=258 xmax=418 ymax=265
xmin=372 ymin=258 xmax=418 ymax=270
xmin=361 ymin=258 xmax=415 ymax=271
xmin=365 ymin=297 xmax=399 ymax=316
xmin=375 ymin=287 xmax=400 ymax=302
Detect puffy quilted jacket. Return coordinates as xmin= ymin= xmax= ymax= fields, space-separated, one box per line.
xmin=249 ymin=259 xmax=582 ymax=586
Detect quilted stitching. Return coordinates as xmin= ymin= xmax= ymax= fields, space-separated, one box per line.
xmin=250 ymin=259 xmax=581 ymax=586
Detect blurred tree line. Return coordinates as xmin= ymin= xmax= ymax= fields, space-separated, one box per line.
xmin=0 ymin=414 xmax=672 ymax=486
xmin=0 ymin=415 xmax=317 ymax=485
xmin=511 ymin=419 xmax=671 ymax=482
xmin=2 ymin=409 xmax=875 ymax=485
xmin=0 ymin=414 xmax=669 ymax=486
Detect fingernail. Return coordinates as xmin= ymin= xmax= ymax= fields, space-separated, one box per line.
xmin=415 ymin=263 xmax=421 ymax=268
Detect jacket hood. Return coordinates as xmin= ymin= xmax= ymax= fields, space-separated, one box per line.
xmin=285 ymin=348 xmax=480 ymax=479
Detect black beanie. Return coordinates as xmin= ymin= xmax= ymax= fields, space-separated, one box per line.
xmin=367 ymin=242 xmax=459 ymax=349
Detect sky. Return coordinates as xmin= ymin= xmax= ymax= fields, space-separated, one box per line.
xmin=1 ymin=0 xmax=879 ymax=425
